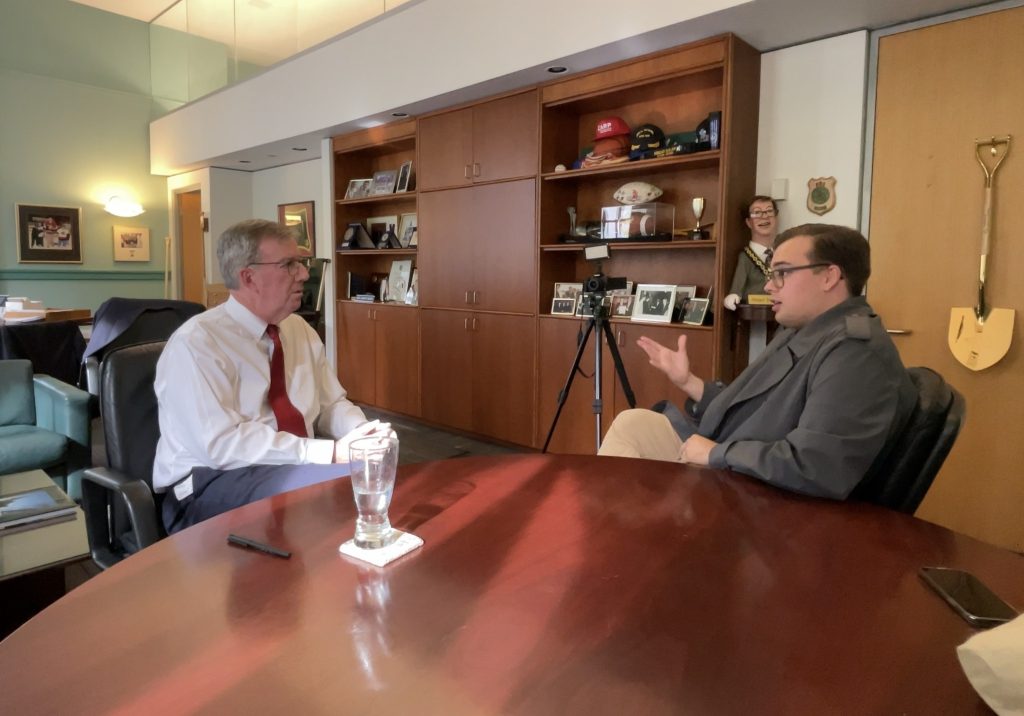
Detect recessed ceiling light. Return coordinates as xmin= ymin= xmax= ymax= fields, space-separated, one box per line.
xmin=239 ymin=159 xmax=252 ymax=164
xmin=392 ymin=111 xmax=409 ymax=117
xmin=292 ymin=147 xmax=308 ymax=151
xmin=268 ymin=154 xmax=277 ymax=158
xmin=546 ymin=65 xmax=568 ymax=74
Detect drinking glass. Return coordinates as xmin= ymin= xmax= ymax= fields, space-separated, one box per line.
xmin=348 ymin=436 xmax=399 ymax=549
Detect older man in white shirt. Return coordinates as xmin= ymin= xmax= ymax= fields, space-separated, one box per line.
xmin=154 ymin=219 xmax=386 ymax=533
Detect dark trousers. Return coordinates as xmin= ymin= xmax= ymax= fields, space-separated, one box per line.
xmin=162 ymin=463 xmax=351 ymax=534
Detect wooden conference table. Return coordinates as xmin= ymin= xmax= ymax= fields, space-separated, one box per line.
xmin=1 ymin=455 xmax=1021 ymax=714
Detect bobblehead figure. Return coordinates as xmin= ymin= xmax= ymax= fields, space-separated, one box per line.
xmin=724 ymin=196 xmax=779 ymax=311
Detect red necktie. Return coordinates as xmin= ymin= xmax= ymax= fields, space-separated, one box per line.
xmin=266 ymin=324 xmax=308 ymax=437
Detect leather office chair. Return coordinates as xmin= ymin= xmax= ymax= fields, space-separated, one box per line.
xmin=81 ymin=341 xmax=166 ymax=569
xmin=853 ymin=366 xmax=965 ymax=514
xmin=82 ymin=298 xmax=204 ymax=395
xmin=295 ymin=258 xmax=330 ymax=341
xmin=0 ymin=359 xmax=91 ymax=493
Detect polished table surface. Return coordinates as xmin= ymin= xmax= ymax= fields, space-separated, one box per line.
xmin=1 ymin=455 xmax=1021 ymax=714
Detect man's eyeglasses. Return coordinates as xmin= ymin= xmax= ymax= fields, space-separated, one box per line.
xmin=766 ymin=262 xmax=832 ymax=288
xmin=749 ymin=209 xmax=777 ymax=218
xmin=248 ymin=256 xmax=314 ymax=276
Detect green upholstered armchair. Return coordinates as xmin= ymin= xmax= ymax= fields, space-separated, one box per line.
xmin=0 ymin=359 xmax=91 ymax=496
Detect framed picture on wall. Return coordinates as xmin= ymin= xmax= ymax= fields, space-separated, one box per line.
xmin=277 ymin=201 xmax=315 ymax=254
xmin=112 ymin=225 xmax=151 ymax=262
xmin=16 ymin=204 xmax=82 ymax=264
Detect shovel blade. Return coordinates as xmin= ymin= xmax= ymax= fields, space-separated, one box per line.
xmin=948 ymin=307 xmax=1015 ymax=371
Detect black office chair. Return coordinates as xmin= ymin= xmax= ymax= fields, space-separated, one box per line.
xmin=81 ymin=341 xmax=166 ymax=569
xmin=853 ymin=366 xmax=965 ymax=514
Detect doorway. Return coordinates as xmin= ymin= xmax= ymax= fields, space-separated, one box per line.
xmin=177 ymin=190 xmax=205 ymax=305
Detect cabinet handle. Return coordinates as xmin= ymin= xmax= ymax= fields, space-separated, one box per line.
xmin=367 ymin=309 xmax=372 ymax=320
xmin=373 ymin=310 xmax=378 ymax=321
xmin=465 ymin=290 xmax=471 ymax=305
xmin=472 ymin=317 xmax=477 ymax=331
xmin=617 ymin=330 xmax=624 ymax=346
xmin=464 ymin=164 xmax=471 ymax=180
xmin=472 ymin=290 xmax=479 ymax=304
xmin=472 ymin=162 xmax=480 ymax=178
xmin=464 ymin=317 xmax=469 ymax=330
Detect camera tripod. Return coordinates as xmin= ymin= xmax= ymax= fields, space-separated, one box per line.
xmin=542 ymin=298 xmax=636 ymax=453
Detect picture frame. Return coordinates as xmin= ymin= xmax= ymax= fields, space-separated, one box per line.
xmin=344 ymin=178 xmax=373 ymax=200
xmin=609 ymin=281 xmax=633 ymax=297
xmin=277 ymin=201 xmax=315 ymax=254
xmin=610 ymin=294 xmax=635 ymax=317
xmin=406 ymin=268 xmax=419 ymax=305
xmin=16 ymin=204 xmax=82 ymax=264
xmin=553 ymin=282 xmax=583 ymax=305
xmin=398 ymin=213 xmax=417 ymax=248
xmin=371 ymin=170 xmax=398 ymax=196
xmin=551 ymin=297 xmax=576 ymax=315
xmin=682 ymin=297 xmax=711 ymax=326
xmin=366 ymin=215 xmax=399 ymax=248
xmin=631 ymin=283 xmax=676 ymax=323
xmin=576 ymin=294 xmax=611 ymax=317
xmin=395 ymin=160 xmax=414 ymax=193
xmin=112 ymin=225 xmax=151 ymax=262
xmin=387 ymin=259 xmax=413 ymax=302
xmin=672 ymin=284 xmax=698 ymax=321
xmin=340 ymin=222 xmax=375 ymax=250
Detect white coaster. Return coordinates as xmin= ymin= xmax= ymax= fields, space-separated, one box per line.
xmin=339 ymin=529 xmax=423 ymax=567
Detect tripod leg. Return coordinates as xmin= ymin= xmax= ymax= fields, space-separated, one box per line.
xmin=601 ymin=319 xmax=636 ymax=409
xmin=542 ymin=319 xmax=596 ymax=453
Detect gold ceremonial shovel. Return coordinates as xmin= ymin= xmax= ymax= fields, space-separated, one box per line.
xmin=949 ymin=136 xmax=1014 ymax=371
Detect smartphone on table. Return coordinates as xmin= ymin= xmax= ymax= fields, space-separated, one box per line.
xmin=919 ymin=566 xmax=1018 ymax=628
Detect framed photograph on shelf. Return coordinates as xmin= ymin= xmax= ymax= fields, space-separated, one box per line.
xmin=396 ymin=160 xmax=414 ymax=193
xmin=340 ymin=222 xmax=374 ymax=250
xmin=609 ymin=281 xmax=633 ymax=297
xmin=682 ymin=297 xmax=711 ymax=326
xmin=631 ymin=283 xmax=676 ymax=323
xmin=366 ymin=215 xmax=399 ymax=247
xmin=112 ymin=225 xmax=150 ymax=262
xmin=551 ymin=297 xmax=576 ymax=315
xmin=16 ymin=204 xmax=82 ymax=264
xmin=610 ymin=294 xmax=634 ymax=317
xmin=553 ymin=282 xmax=583 ymax=305
xmin=576 ymin=294 xmax=611 ymax=317
xmin=344 ymin=178 xmax=373 ymax=200
xmin=398 ymin=213 xmax=417 ymax=248
xmin=371 ymin=170 xmax=398 ymax=196
xmin=277 ymin=201 xmax=315 ymax=254
xmin=387 ymin=259 xmax=413 ymax=302
xmin=672 ymin=284 xmax=698 ymax=321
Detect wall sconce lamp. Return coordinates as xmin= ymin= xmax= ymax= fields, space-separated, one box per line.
xmin=104 ymin=195 xmax=145 ymax=217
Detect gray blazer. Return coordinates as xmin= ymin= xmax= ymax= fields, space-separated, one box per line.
xmin=680 ymin=297 xmax=916 ymax=499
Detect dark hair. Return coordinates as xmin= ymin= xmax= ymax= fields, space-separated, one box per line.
xmin=741 ymin=195 xmax=778 ymax=218
xmin=774 ymin=223 xmax=870 ymax=296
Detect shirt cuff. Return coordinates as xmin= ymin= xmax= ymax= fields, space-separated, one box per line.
xmin=708 ymin=441 xmax=730 ymax=469
xmin=304 ymin=437 xmax=336 ymax=464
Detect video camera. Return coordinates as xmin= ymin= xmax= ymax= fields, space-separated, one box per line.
xmin=579 ymin=245 xmax=626 ymax=319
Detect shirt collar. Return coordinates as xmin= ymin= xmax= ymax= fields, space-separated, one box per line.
xmin=225 ymin=295 xmax=270 ymax=340
xmin=749 ymin=241 xmax=772 ymax=260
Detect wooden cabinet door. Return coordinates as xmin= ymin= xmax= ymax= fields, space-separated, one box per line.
xmin=420 ymin=309 xmax=473 ymax=431
xmin=536 ymin=316 xmax=614 ymax=454
xmin=472 ymin=313 xmax=535 ymax=446
xmin=417 ymin=107 xmax=473 ymax=191
xmin=469 ymin=179 xmax=537 ymax=314
xmin=416 ymin=188 xmax=474 ymax=309
xmin=609 ymin=324 xmax=714 ymax=416
xmin=373 ymin=304 xmax=420 ymax=416
xmin=336 ymin=301 xmax=375 ymax=405
xmin=472 ymin=90 xmax=538 ymax=183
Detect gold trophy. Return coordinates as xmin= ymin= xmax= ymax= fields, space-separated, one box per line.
xmin=688 ymin=197 xmax=710 ymax=240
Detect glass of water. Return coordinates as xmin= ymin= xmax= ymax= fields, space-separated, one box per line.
xmin=348 ymin=436 xmax=399 ymax=549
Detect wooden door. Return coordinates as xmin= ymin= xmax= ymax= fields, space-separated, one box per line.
xmin=177 ymin=190 xmax=204 ymax=304
xmin=869 ymin=6 xmax=1024 ymax=550
xmin=472 ymin=313 xmax=535 ymax=446
xmin=469 ymin=179 xmax=537 ymax=313
xmin=374 ymin=304 xmax=420 ymax=416
xmin=610 ymin=324 xmax=713 ymax=416
xmin=420 ymin=308 xmax=473 ymax=431
xmin=536 ymin=316 xmax=613 ymax=454
xmin=417 ymin=107 xmax=473 ymax=191
xmin=336 ymin=301 xmax=375 ymax=404
xmin=472 ymin=90 xmax=539 ymax=183
xmin=416 ymin=188 xmax=474 ymax=309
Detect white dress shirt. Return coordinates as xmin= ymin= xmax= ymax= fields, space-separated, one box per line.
xmin=152 ymin=297 xmax=366 ymax=491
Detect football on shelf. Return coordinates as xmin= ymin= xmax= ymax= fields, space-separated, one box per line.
xmin=613 ymin=181 xmax=663 ymax=204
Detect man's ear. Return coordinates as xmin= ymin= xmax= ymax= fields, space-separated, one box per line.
xmin=238 ymin=266 xmax=256 ymax=290
xmin=822 ymin=264 xmax=844 ymax=291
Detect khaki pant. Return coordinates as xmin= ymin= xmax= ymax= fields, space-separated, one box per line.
xmin=597 ymin=409 xmax=684 ymax=462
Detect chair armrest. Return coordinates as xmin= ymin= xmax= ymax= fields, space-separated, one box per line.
xmin=33 ymin=374 xmax=91 ymax=448
xmin=81 ymin=466 xmax=162 ymax=569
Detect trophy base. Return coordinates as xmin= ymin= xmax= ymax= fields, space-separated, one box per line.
xmin=687 ymin=229 xmax=710 ymax=241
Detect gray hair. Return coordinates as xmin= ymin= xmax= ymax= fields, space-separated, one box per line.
xmin=217 ymin=219 xmax=292 ymax=289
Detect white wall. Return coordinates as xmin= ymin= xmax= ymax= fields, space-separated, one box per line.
xmin=756 ymin=31 xmax=868 ymax=231
xmin=251 ymin=160 xmax=323 ymax=224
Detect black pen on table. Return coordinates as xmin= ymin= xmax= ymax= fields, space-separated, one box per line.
xmin=227 ymin=533 xmax=292 ymax=559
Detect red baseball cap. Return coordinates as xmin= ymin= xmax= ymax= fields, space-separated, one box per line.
xmin=594 ymin=116 xmax=630 ymax=140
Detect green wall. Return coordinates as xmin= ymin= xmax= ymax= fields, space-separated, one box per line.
xmin=0 ymin=0 xmax=181 ymax=311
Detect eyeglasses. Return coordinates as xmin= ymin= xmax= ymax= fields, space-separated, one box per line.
xmin=766 ymin=262 xmax=832 ymax=288
xmin=749 ymin=209 xmax=777 ymax=218
xmin=248 ymin=256 xmax=314 ymax=276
